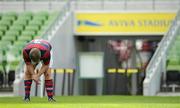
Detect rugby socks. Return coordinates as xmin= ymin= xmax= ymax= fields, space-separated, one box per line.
xmin=45 ymin=79 xmax=54 ymax=98
xmin=24 ymin=80 xmax=32 ymax=98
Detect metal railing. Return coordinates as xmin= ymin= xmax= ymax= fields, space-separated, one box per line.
xmin=0 ymin=0 xmax=68 ymax=12
xmin=0 ymin=0 xmax=179 ymax=12
xmin=73 ymin=0 xmax=180 ymax=11
xmin=42 ymin=1 xmax=71 ymax=39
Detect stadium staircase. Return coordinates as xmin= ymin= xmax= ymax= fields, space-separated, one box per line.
xmin=143 ymin=9 xmax=180 ymax=96
xmin=0 ymin=11 xmax=59 ymax=91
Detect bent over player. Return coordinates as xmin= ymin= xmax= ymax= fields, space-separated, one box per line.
xmin=23 ymin=39 xmax=55 ymax=102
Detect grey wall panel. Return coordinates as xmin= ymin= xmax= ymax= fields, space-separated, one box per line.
xmin=50 ymin=12 xmax=76 ymax=69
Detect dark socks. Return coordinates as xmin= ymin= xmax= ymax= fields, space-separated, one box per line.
xmin=24 ymin=80 xmax=32 ymax=98
xmin=45 ymin=79 xmax=54 ymax=98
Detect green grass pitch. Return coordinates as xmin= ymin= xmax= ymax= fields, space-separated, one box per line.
xmin=0 ymin=96 xmax=180 ymax=108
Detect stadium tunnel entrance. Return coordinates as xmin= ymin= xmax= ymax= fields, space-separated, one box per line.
xmin=75 ymin=35 xmax=162 ymax=95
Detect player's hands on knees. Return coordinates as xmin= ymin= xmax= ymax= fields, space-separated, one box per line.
xmin=32 ymin=74 xmax=40 ymax=84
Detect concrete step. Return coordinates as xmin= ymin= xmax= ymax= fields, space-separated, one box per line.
xmin=157 ymin=92 xmax=180 ymax=96
xmin=0 ymin=87 xmax=13 ymax=92
xmin=0 ymin=92 xmax=13 ymax=97
xmin=161 ymin=84 xmax=180 ymax=92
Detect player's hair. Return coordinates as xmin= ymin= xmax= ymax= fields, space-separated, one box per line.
xmin=29 ymin=48 xmax=41 ymax=63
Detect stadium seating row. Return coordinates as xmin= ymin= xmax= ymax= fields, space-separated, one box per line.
xmin=167 ymin=36 xmax=180 ymax=71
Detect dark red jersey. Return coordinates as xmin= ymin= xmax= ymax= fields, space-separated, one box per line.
xmin=23 ymin=39 xmax=52 ymax=65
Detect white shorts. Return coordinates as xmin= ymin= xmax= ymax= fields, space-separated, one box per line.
xmin=49 ymin=50 xmax=53 ymax=68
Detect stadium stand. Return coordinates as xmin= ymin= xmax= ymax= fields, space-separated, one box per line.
xmin=0 ymin=0 xmax=178 ymax=97
xmin=0 ymin=11 xmax=58 ymax=88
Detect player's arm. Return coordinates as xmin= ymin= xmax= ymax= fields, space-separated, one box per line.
xmin=26 ymin=64 xmax=35 ymax=75
xmin=37 ymin=50 xmax=51 ymax=77
xmin=36 ymin=64 xmax=49 ymax=77
xmin=26 ymin=64 xmax=40 ymax=84
xmin=23 ymin=49 xmax=38 ymax=83
xmin=23 ymin=49 xmax=35 ymax=75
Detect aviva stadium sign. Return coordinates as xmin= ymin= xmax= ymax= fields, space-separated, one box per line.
xmin=75 ymin=12 xmax=176 ymax=35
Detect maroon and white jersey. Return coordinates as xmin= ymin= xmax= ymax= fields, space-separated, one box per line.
xmin=23 ymin=39 xmax=52 ymax=65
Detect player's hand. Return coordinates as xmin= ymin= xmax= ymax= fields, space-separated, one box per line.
xmin=32 ymin=75 xmax=40 ymax=85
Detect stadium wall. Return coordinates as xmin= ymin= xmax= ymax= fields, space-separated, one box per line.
xmin=71 ymin=0 xmax=180 ymax=11
xmin=0 ymin=1 xmax=66 ymax=12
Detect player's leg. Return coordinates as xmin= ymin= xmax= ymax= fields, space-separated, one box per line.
xmin=44 ymin=68 xmax=56 ymax=102
xmin=24 ymin=65 xmax=36 ymax=102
